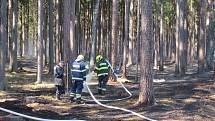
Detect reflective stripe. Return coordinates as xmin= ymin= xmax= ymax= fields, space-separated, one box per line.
xmin=72 ymin=69 xmax=87 ymax=72
xmin=73 ymin=65 xmax=80 ymax=68
xmin=98 ymin=73 xmax=108 ymax=76
xmin=72 ymin=77 xmax=84 ymax=80
xmin=70 ymin=93 xmax=75 ymax=97
xmin=95 ymin=67 xmax=99 ymax=70
xmin=99 ymin=63 xmax=107 ymax=66
xmin=95 ymin=67 xmax=109 ymax=71
xmin=101 ymin=88 xmax=106 ymax=91
xmin=76 ymin=94 xmax=81 ymax=98
xmin=72 ymin=69 xmax=82 ymax=72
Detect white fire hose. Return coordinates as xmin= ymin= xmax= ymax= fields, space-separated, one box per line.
xmin=0 ymin=60 xmax=156 ymax=121
xmin=82 ymin=59 xmax=157 ymax=121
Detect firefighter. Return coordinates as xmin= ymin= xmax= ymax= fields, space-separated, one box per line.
xmin=95 ymin=55 xmax=111 ymax=95
xmin=70 ymin=55 xmax=87 ymax=104
xmin=54 ymin=61 xmax=65 ymax=100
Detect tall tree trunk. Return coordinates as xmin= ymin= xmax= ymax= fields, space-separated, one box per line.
xmin=48 ymin=0 xmax=54 ymax=74
xmin=175 ymin=0 xmax=180 ymax=74
xmin=9 ymin=0 xmax=18 ymax=72
xmin=36 ymin=0 xmax=45 ymax=84
xmin=111 ymin=0 xmax=119 ymax=68
xmin=19 ymin=5 xmax=23 ymax=58
xmin=55 ymin=0 xmax=60 ymax=63
xmin=63 ymin=0 xmax=70 ymax=65
xmin=127 ymin=0 xmax=134 ymax=66
xmin=153 ymin=0 xmax=159 ymax=69
xmin=23 ymin=1 xmax=29 ymax=57
xmin=122 ymin=0 xmax=130 ymax=78
xmin=178 ymin=0 xmax=188 ymax=75
xmin=90 ymin=0 xmax=100 ymax=67
xmin=44 ymin=3 xmax=48 ymax=65
xmin=0 ymin=0 xmax=8 ymax=90
xmin=8 ymin=0 xmax=13 ymax=70
xmin=198 ymin=0 xmax=206 ymax=73
xmin=159 ymin=0 xmax=164 ymax=71
xmin=70 ymin=0 xmax=76 ymax=60
xmin=135 ymin=0 xmax=141 ymax=82
xmin=137 ymin=0 xmax=154 ymax=106
xmin=206 ymin=0 xmax=215 ymax=70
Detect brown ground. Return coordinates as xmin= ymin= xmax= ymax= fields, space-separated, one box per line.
xmin=0 ymin=59 xmax=215 ymax=121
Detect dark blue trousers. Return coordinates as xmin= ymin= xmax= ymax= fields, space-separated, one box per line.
xmin=70 ymin=80 xmax=83 ymax=100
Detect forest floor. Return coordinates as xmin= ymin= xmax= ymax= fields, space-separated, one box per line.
xmin=0 ymin=58 xmax=215 ymax=121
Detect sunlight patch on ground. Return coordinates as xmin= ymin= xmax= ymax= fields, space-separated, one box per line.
xmin=183 ymin=98 xmax=197 ymax=103
xmin=0 ymin=91 xmax=7 ymax=96
xmin=11 ymin=83 xmax=55 ymax=90
xmin=159 ymin=98 xmax=174 ymax=104
xmin=208 ymin=95 xmax=215 ymax=100
xmin=153 ymin=79 xmax=166 ymax=83
xmin=117 ymin=78 xmax=133 ymax=83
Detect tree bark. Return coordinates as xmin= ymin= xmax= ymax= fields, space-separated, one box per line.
xmin=9 ymin=0 xmax=18 ymax=72
xmin=36 ymin=0 xmax=45 ymax=84
xmin=63 ymin=0 xmax=70 ymax=65
xmin=178 ymin=0 xmax=188 ymax=75
xmin=90 ymin=0 xmax=100 ymax=67
xmin=206 ymin=0 xmax=215 ymax=70
xmin=198 ymin=0 xmax=206 ymax=73
xmin=122 ymin=0 xmax=130 ymax=78
xmin=111 ymin=0 xmax=119 ymax=68
xmin=70 ymin=0 xmax=76 ymax=60
xmin=137 ymin=0 xmax=154 ymax=106
xmin=159 ymin=0 xmax=164 ymax=71
xmin=48 ymin=0 xmax=54 ymax=74
xmin=0 ymin=0 xmax=8 ymax=90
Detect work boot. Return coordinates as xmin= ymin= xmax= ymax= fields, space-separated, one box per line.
xmin=70 ymin=97 xmax=75 ymax=103
xmin=56 ymin=94 xmax=61 ymax=100
xmin=98 ymin=89 xmax=102 ymax=95
xmin=76 ymin=98 xmax=84 ymax=104
xmin=101 ymin=90 xmax=106 ymax=95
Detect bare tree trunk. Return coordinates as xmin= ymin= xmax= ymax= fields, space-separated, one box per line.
xmin=127 ymin=0 xmax=133 ymax=66
xmin=44 ymin=3 xmax=48 ymax=66
xmin=90 ymin=0 xmax=100 ymax=67
xmin=63 ymin=0 xmax=70 ymax=65
xmin=23 ymin=1 xmax=29 ymax=57
xmin=122 ymin=0 xmax=130 ymax=78
xmin=137 ymin=0 xmax=154 ymax=106
xmin=0 ymin=0 xmax=7 ymax=90
xmin=19 ymin=5 xmax=23 ymax=58
xmin=55 ymin=0 xmax=60 ymax=63
xmin=36 ymin=0 xmax=45 ymax=84
xmin=135 ymin=0 xmax=141 ymax=82
xmin=70 ymin=0 xmax=76 ymax=60
xmin=178 ymin=0 xmax=188 ymax=75
xmin=48 ymin=0 xmax=54 ymax=74
xmin=159 ymin=0 xmax=164 ymax=71
xmin=111 ymin=0 xmax=119 ymax=68
xmin=175 ymin=0 xmax=180 ymax=74
xmin=9 ymin=0 xmax=18 ymax=72
xmin=198 ymin=0 xmax=206 ymax=73
xmin=206 ymin=0 xmax=215 ymax=70
xmin=154 ymin=0 xmax=159 ymax=69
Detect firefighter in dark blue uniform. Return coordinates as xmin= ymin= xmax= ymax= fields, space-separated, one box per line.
xmin=54 ymin=61 xmax=65 ymax=100
xmin=95 ymin=55 xmax=110 ymax=95
xmin=70 ymin=55 xmax=87 ymax=104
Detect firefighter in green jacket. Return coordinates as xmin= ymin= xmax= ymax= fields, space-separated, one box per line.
xmin=95 ymin=55 xmax=110 ymax=95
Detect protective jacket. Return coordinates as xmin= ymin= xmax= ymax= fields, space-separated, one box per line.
xmin=71 ymin=61 xmax=86 ymax=81
xmin=54 ymin=65 xmax=64 ymax=85
xmin=95 ymin=59 xmax=110 ymax=77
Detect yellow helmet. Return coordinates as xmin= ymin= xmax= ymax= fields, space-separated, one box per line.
xmin=96 ymin=55 xmax=103 ymax=62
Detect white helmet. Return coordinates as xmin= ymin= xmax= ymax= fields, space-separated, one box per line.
xmin=75 ymin=55 xmax=84 ymax=62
